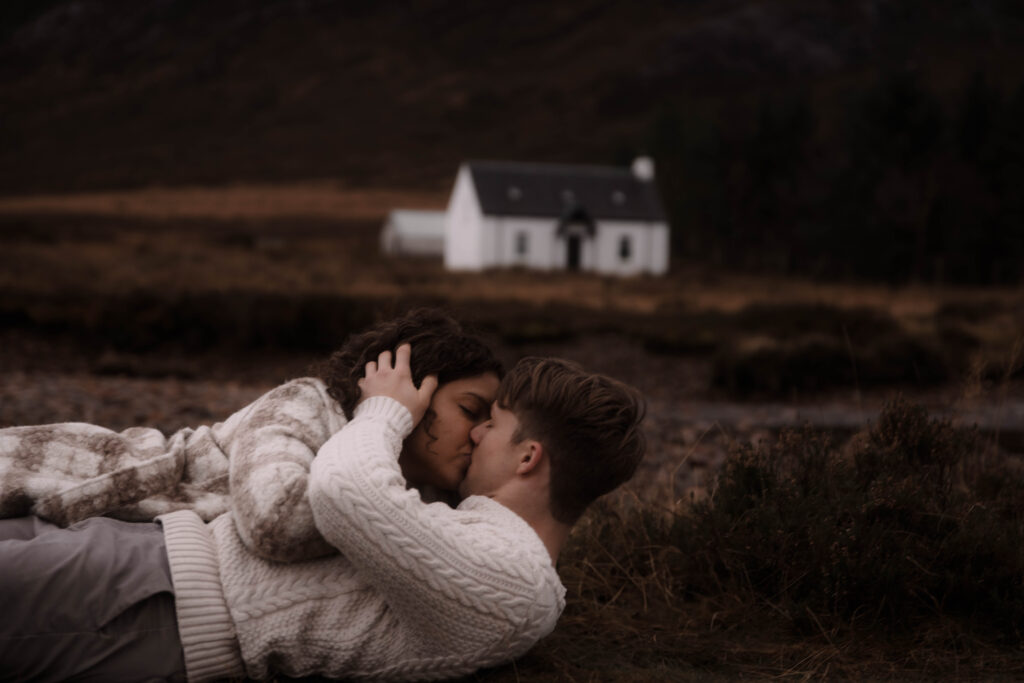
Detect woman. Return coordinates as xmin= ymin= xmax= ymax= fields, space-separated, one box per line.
xmin=0 ymin=307 xmax=502 ymax=562
xmin=1 ymin=310 xmax=506 ymax=681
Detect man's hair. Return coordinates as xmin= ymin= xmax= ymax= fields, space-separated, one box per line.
xmin=319 ymin=308 xmax=503 ymax=419
xmin=497 ymin=357 xmax=646 ymax=524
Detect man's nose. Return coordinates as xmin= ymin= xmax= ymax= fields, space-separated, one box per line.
xmin=469 ymin=423 xmax=483 ymax=445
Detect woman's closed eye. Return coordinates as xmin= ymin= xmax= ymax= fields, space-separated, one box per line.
xmin=460 ymin=405 xmax=483 ymax=421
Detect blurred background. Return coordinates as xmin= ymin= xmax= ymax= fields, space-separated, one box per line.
xmin=1 ymin=0 xmax=1022 ymax=479
xmin=4 ymin=0 xmax=1024 ymax=280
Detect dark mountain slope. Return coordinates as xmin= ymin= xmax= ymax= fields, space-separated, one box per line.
xmin=2 ymin=0 xmax=1021 ymax=194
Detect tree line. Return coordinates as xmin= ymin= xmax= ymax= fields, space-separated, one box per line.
xmin=648 ymin=69 xmax=1024 ymax=284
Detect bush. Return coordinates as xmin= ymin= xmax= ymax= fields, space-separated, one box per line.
xmin=732 ymin=303 xmax=902 ymax=343
xmin=712 ymin=332 xmax=951 ymax=396
xmin=639 ymin=310 xmax=726 ymax=355
xmin=676 ymin=399 xmax=1024 ymax=638
xmin=641 ymin=303 xmax=903 ymax=359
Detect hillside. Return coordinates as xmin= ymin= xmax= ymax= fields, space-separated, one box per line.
xmin=3 ymin=0 xmax=1023 ymax=194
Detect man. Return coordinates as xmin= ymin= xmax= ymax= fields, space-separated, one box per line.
xmin=2 ymin=346 xmax=646 ymax=681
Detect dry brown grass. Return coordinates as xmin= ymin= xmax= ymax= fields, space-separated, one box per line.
xmin=0 ymin=183 xmax=447 ymax=221
xmin=460 ymin=400 xmax=1024 ymax=681
xmin=2 ymin=207 xmax=1022 ymax=319
xmin=2 ymin=198 xmax=1021 ymax=679
xmin=2 ymin=202 xmax=1021 ymax=405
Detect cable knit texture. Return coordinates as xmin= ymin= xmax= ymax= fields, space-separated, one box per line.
xmin=163 ymin=395 xmax=565 ymax=681
xmin=0 ymin=378 xmax=348 ymax=562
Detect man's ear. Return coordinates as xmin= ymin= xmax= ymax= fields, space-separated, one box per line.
xmin=516 ymin=441 xmax=544 ymax=476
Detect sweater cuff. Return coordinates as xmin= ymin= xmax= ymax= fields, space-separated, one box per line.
xmin=353 ymin=395 xmax=415 ymax=438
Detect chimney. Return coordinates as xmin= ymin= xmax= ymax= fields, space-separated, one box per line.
xmin=631 ymin=156 xmax=655 ymax=181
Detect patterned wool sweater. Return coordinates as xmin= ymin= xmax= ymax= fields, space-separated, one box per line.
xmin=0 ymin=378 xmax=348 ymax=562
xmin=160 ymin=396 xmax=566 ymax=682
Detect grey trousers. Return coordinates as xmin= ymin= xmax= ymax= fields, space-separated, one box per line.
xmin=0 ymin=516 xmax=187 ymax=682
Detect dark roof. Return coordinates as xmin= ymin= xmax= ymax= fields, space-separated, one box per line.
xmin=466 ymin=160 xmax=667 ymax=222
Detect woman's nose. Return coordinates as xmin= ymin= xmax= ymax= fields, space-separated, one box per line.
xmin=469 ymin=423 xmax=483 ymax=445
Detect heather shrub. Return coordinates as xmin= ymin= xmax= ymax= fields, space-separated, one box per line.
xmin=642 ymin=303 xmax=902 ymax=358
xmin=701 ymin=302 xmax=961 ymax=396
xmin=712 ymin=333 xmax=951 ymax=396
xmin=463 ymin=400 xmax=1024 ymax=681
xmin=731 ymin=303 xmax=902 ymax=342
xmin=675 ymin=399 xmax=1024 ymax=638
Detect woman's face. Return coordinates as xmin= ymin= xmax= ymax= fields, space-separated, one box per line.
xmin=399 ymin=372 xmax=500 ymax=492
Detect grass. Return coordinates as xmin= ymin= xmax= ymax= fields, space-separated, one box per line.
xmin=2 ymin=212 xmax=1023 ymax=314
xmin=0 ymin=183 xmax=448 ymax=222
xmin=1 ymin=211 xmax=1021 ymax=399
xmin=2 ymin=204 xmax=1023 ymax=678
xmin=462 ymin=399 xmax=1024 ymax=681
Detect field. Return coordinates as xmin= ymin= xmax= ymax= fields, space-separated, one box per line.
xmin=1 ymin=187 xmax=1023 ymax=680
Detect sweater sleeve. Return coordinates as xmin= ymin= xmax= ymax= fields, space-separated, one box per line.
xmin=227 ymin=379 xmax=342 ymax=563
xmin=308 ymin=396 xmax=560 ymax=660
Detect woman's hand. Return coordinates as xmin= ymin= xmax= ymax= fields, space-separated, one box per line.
xmin=358 ymin=343 xmax=438 ymax=426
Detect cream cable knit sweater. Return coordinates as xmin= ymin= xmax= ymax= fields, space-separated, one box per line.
xmin=160 ymin=395 xmax=565 ymax=682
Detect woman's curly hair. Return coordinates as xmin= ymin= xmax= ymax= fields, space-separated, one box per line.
xmin=318 ymin=308 xmax=504 ymax=419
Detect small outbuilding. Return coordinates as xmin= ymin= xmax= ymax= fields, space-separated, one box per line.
xmin=380 ymin=209 xmax=446 ymax=257
xmin=443 ymin=157 xmax=670 ymax=276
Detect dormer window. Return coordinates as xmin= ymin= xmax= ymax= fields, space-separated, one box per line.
xmin=507 ymin=186 xmax=522 ymax=201
xmin=612 ymin=190 xmax=626 ymax=205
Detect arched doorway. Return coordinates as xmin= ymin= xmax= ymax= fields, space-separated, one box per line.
xmin=557 ymin=206 xmax=595 ymax=272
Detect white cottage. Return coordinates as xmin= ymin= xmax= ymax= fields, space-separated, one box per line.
xmin=443 ymin=157 xmax=670 ymax=276
xmin=380 ymin=209 xmax=446 ymax=257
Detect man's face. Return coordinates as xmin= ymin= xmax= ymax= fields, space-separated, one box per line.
xmin=459 ymin=402 xmax=527 ymax=499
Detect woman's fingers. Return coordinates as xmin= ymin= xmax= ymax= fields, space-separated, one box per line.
xmin=394 ymin=343 xmax=412 ymax=372
xmin=365 ymin=345 xmax=410 ymax=381
xmin=358 ymin=343 xmax=433 ymax=424
xmin=419 ymin=374 xmax=438 ymax=399
xmin=369 ymin=345 xmax=411 ymax=376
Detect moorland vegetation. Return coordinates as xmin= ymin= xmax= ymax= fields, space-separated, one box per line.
xmin=475 ymin=399 xmax=1024 ymax=680
xmin=2 ymin=212 xmax=1022 ymax=679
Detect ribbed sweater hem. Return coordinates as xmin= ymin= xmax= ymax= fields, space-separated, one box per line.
xmin=159 ymin=510 xmax=247 ymax=682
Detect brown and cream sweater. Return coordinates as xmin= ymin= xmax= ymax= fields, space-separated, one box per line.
xmin=0 ymin=378 xmax=347 ymax=562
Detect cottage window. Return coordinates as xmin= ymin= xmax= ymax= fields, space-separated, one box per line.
xmin=516 ymin=232 xmax=529 ymax=256
xmin=619 ymin=236 xmax=632 ymax=261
